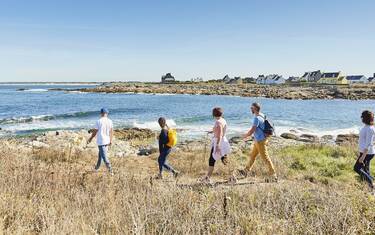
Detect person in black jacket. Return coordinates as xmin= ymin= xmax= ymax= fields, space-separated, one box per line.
xmin=156 ymin=117 xmax=179 ymax=179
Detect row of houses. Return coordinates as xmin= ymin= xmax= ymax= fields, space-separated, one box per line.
xmin=223 ymin=71 xmax=375 ymax=85
xmin=161 ymin=72 xmax=375 ymax=85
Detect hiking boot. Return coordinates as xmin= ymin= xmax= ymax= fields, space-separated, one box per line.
xmin=238 ymin=169 xmax=248 ymax=178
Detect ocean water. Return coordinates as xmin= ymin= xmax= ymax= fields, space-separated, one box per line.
xmin=0 ymin=84 xmax=374 ymax=139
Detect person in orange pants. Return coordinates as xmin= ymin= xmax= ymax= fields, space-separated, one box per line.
xmin=239 ymin=103 xmax=277 ymax=182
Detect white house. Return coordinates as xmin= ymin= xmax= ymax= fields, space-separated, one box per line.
xmin=257 ymin=74 xmax=285 ymax=85
xmin=346 ymin=75 xmax=368 ymax=84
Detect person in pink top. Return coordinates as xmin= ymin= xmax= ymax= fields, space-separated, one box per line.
xmin=201 ymin=107 xmax=231 ymax=183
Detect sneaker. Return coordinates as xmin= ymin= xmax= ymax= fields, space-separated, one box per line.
xmin=109 ymin=169 xmax=114 ymax=176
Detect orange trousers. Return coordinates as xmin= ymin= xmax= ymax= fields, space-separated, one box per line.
xmin=245 ymin=139 xmax=276 ymax=175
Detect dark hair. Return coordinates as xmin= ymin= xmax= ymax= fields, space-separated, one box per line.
xmin=251 ymin=102 xmax=261 ymax=112
xmin=158 ymin=117 xmax=167 ymax=128
xmin=361 ymin=110 xmax=374 ymax=125
xmin=212 ymin=107 xmax=223 ymax=117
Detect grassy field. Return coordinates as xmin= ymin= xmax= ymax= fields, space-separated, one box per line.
xmin=0 ymin=139 xmax=374 ymax=234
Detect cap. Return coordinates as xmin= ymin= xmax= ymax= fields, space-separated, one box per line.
xmin=100 ymin=108 xmax=109 ymax=114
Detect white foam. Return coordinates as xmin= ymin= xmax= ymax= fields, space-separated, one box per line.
xmin=22 ymin=89 xmax=48 ymax=92
xmin=132 ymin=119 xmax=177 ymax=130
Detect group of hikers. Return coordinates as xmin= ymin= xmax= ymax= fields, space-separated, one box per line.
xmin=87 ymin=103 xmax=375 ymax=194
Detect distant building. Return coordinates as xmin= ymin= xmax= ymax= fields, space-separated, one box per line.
xmin=345 ymin=75 xmax=368 ymax=84
xmin=337 ymin=76 xmax=349 ymax=85
xmin=255 ymin=75 xmax=266 ymax=84
xmin=257 ymin=74 xmax=285 ymax=85
xmin=222 ymin=75 xmax=231 ymax=83
xmin=227 ymin=77 xmax=243 ymax=84
xmin=300 ymin=70 xmax=322 ymax=82
xmin=368 ymin=73 xmax=375 ymax=83
xmin=243 ymin=77 xmax=256 ymax=83
xmin=286 ymin=76 xmax=300 ymax=83
xmin=318 ymin=72 xmax=342 ymax=84
xmin=161 ymin=73 xmax=175 ymax=83
xmin=191 ymin=77 xmax=204 ymax=83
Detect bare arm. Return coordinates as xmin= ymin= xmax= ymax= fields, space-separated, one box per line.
xmin=88 ymin=129 xmax=98 ymax=144
xmin=243 ymin=126 xmax=256 ymax=139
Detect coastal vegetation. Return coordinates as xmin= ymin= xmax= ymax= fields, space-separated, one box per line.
xmin=0 ymin=131 xmax=374 ymax=234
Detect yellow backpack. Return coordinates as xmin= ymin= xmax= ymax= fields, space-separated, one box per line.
xmin=166 ymin=129 xmax=177 ymax=147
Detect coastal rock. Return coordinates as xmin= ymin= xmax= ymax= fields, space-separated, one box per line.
xmin=115 ymin=128 xmax=155 ymax=141
xmin=138 ymin=145 xmax=158 ymax=156
xmin=281 ymin=133 xmax=299 ymax=140
xmin=230 ymin=136 xmax=242 ymax=144
xmin=335 ymin=134 xmax=359 ymax=145
xmin=299 ymin=134 xmax=319 ymax=143
xmin=321 ymin=135 xmax=334 ymax=143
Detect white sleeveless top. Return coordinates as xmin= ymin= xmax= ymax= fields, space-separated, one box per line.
xmin=211 ymin=118 xmax=231 ymax=160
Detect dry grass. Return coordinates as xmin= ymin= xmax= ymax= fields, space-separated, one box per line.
xmin=0 ymin=139 xmax=374 ymax=234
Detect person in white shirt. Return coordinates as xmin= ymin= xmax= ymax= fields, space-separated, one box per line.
xmin=354 ymin=110 xmax=375 ymax=193
xmin=88 ymin=108 xmax=113 ymax=174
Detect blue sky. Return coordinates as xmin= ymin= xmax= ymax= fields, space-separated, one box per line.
xmin=0 ymin=0 xmax=374 ymax=82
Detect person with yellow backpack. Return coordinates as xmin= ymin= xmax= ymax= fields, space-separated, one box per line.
xmin=156 ymin=117 xmax=179 ymax=179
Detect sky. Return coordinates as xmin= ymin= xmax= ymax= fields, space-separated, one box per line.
xmin=0 ymin=0 xmax=374 ymax=82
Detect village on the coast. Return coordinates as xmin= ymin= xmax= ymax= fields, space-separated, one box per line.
xmin=161 ymin=71 xmax=375 ymax=85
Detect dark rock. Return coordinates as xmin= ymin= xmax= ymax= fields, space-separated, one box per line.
xmin=115 ymin=128 xmax=155 ymax=141
xmin=299 ymin=134 xmax=319 ymax=142
xmin=230 ymin=136 xmax=242 ymax=144
xmin=281 ymin=133 xmax=299 ymax=140
xmin=335 ymin=134 xmax=359 ymax=145
xmin=138 ymin=146 xmax=158 ymax=156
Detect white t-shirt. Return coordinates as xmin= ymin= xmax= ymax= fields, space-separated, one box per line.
xmin=359 ymin=125 xmax=375 ymax=154
xmin=95 ymin=117 xmax=113 ymax=146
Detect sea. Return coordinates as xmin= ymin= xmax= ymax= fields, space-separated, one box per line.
xmin=0 ymin=84 xmax=374 ymax=140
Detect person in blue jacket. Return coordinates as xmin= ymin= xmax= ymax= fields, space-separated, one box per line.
xmin=156 ymin=117 xmax=179 ymax=179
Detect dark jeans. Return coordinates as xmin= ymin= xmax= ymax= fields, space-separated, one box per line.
xmin=158 ymin=148 xmax=175 ymax=173
xmin=354 ymin=153 xmax=374 ymax=188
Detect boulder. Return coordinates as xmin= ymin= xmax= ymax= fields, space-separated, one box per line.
xmin=280 ymin=133 xmax=299 ymax=140
xmin=336 ymin=134 xmax=359 ymax=145
xmin=229 ymin=136 xmax=242 ymax=144
xmin=321 ymin=135 xmax=334 ymax=143
xmin=299 ymin=134 xmax=319 ymax=143
xmin=138 ymin=145 xmax=158 ymax=156
xmin=115 ymin=128 xmax=155 ymax=141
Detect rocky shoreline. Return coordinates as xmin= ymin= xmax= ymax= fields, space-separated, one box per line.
xmin=70 ymin=82 xmax=375 ymax=100
xmin=4 ymin=128 xmax=358 ymax=161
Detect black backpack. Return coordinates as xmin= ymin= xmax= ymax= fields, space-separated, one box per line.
xmin=258 ymin=114 xmax=275 ymax=137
